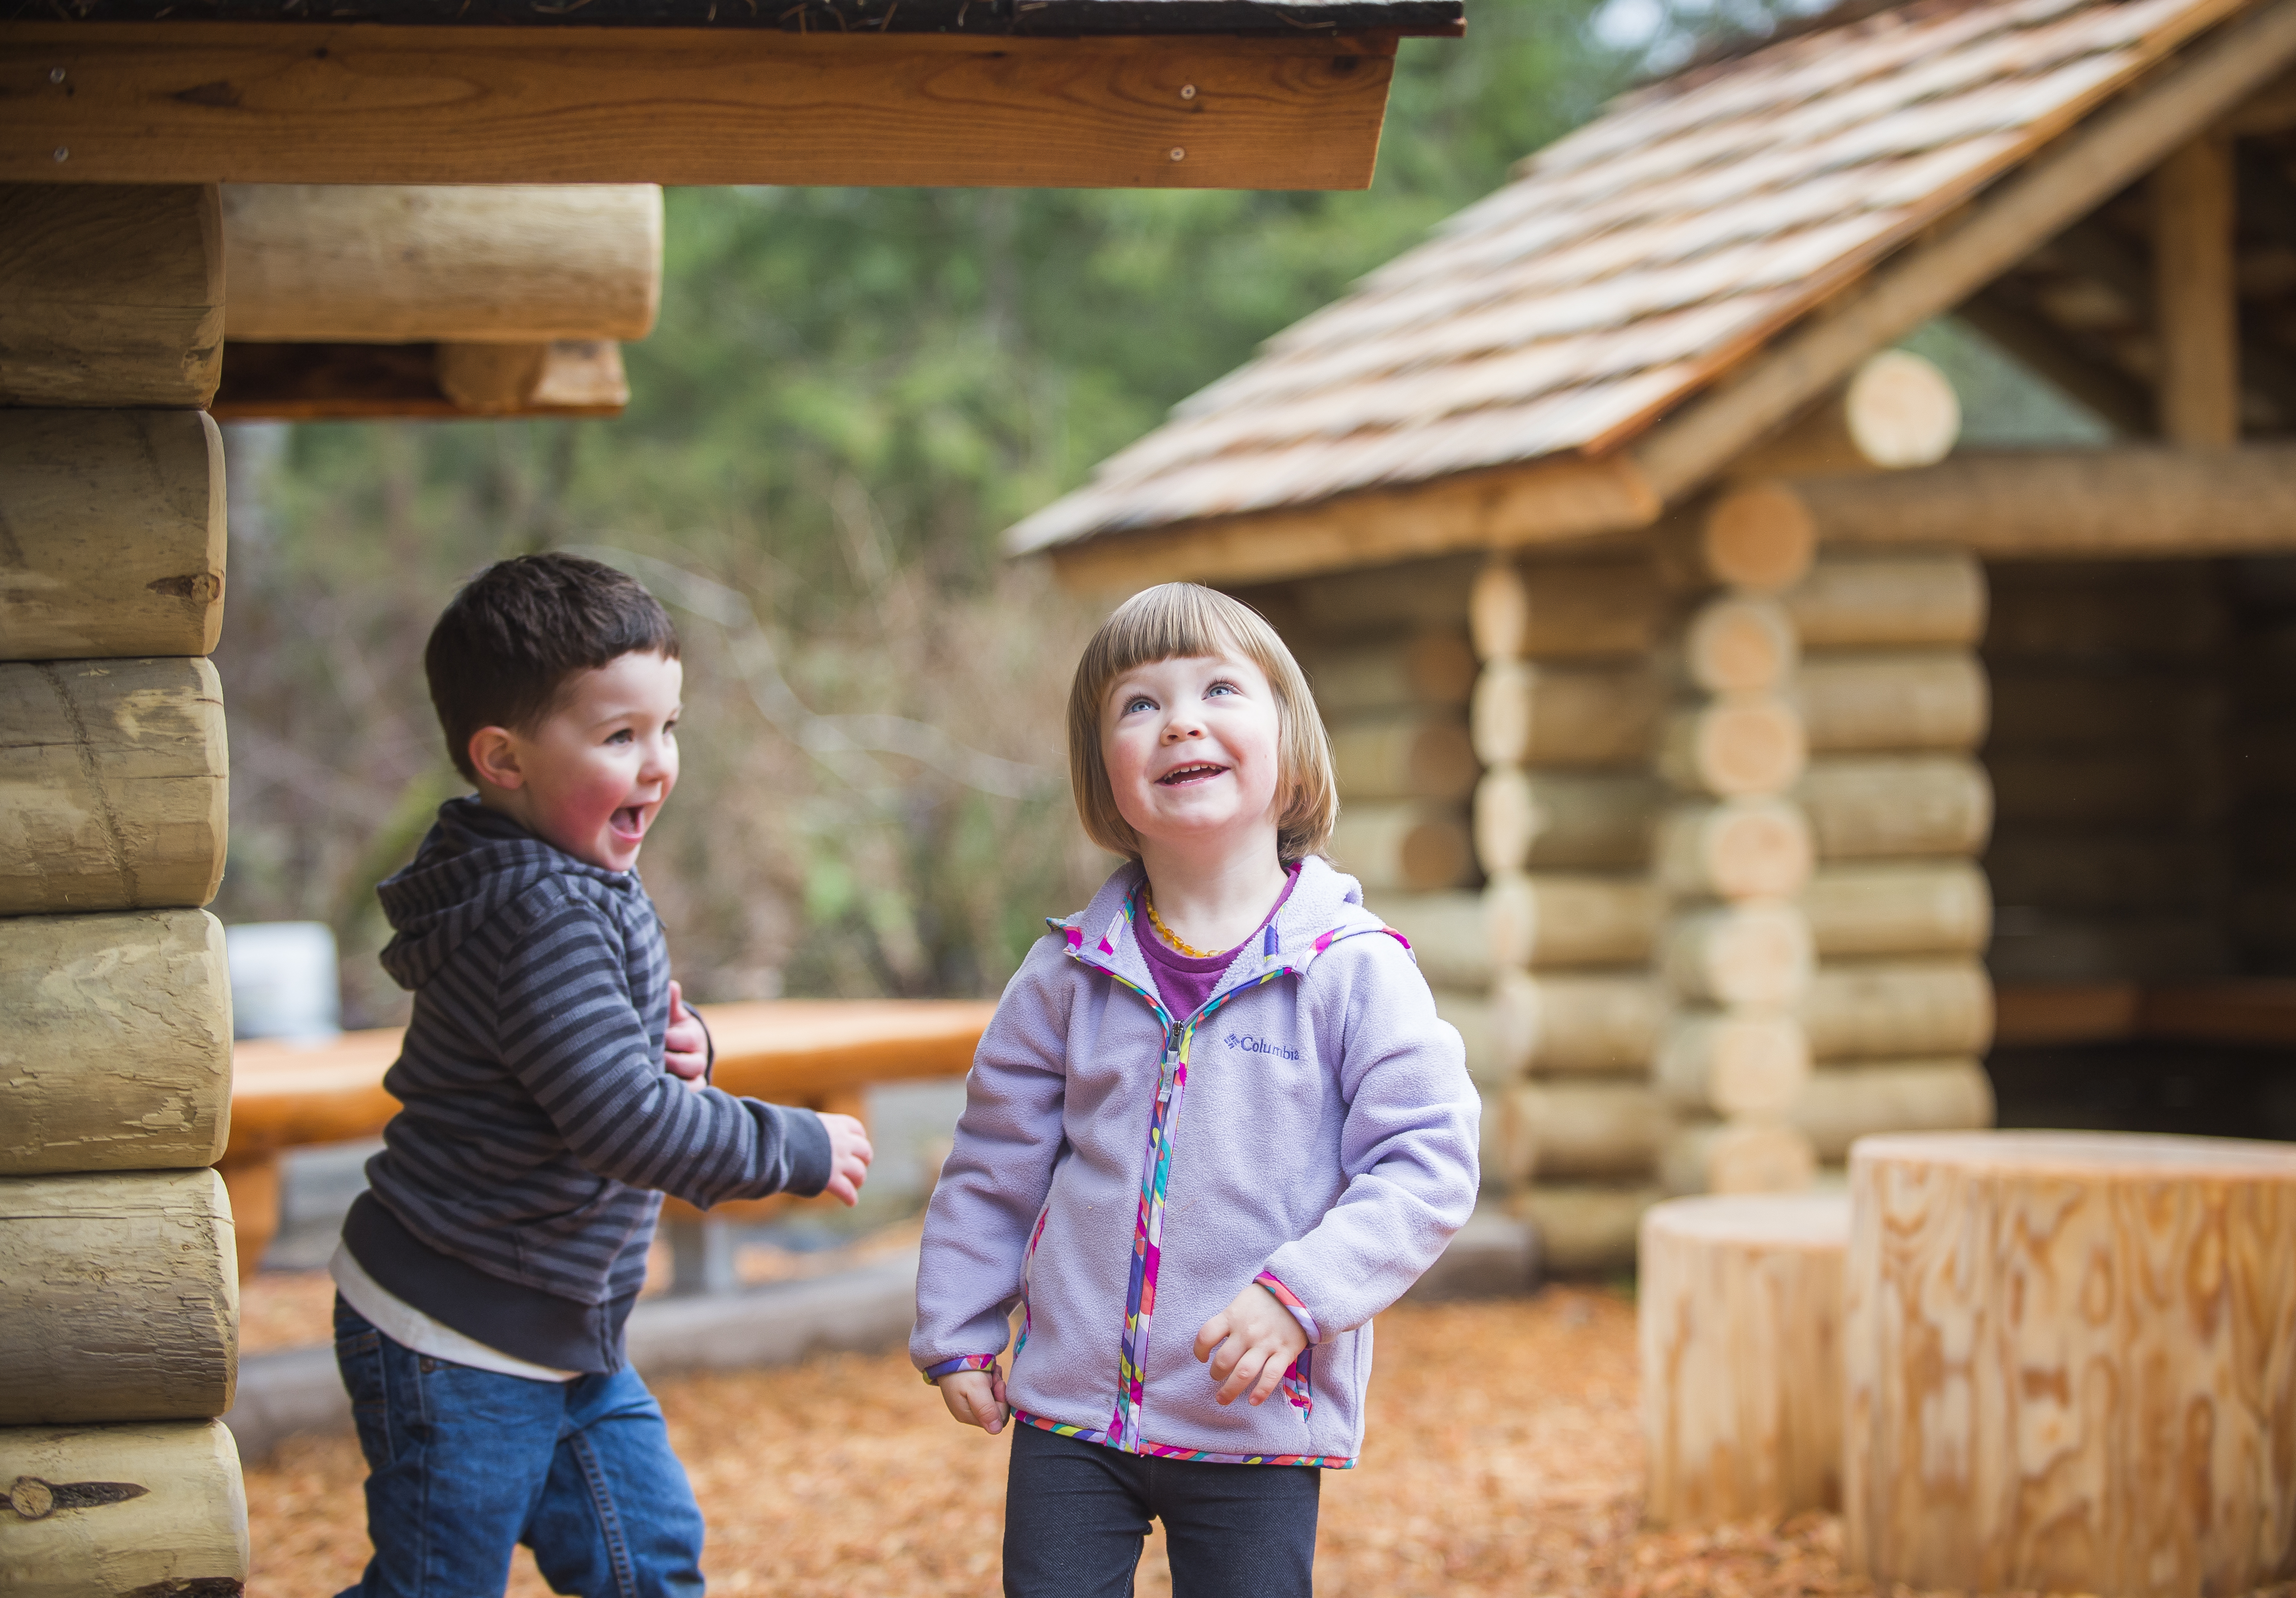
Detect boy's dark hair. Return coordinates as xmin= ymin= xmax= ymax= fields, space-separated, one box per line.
xmin=426 ymin=554 xmax=680 ymax=782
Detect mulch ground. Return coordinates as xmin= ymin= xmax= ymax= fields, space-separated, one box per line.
xmin=242 ymin=1285 xmax=1910 ymax=1597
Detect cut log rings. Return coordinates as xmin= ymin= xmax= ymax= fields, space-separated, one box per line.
xmin=0 ymin=1169 xmax=236 ymax=1425
xmin=0 ymin=184 xmax=224 ymax=409
xmin=0 ymin=410 xmax=227 ymax=660
xmin=0 ymin=658 xmax=229 ymax=914
xmin=1845 ymin=1131 xmax=2296 ymax=1596
xmin=0 ymin=910 xmax=232 ymax=1175
xmin=1641 ymin=1192 xmax=1850 ymax=1528
xmin=0 ymin=1419 xmax=248 ymax=1597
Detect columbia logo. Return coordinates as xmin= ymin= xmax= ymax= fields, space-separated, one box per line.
xmin=1223 ymin=1033 xmax=1302 ymax=1061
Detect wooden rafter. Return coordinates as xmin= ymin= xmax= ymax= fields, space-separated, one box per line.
xmin=0 ymin=24 xmax=1404 ymax=190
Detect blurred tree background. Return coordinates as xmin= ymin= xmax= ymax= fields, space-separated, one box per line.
xmin=210 ymin=0 xmax=2096 ymax=1025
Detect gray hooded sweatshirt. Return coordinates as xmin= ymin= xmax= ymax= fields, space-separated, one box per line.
xmin=912 ymin=855 xmax=1478 ymax=1467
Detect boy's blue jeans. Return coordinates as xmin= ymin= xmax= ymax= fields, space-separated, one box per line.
xmin=331 ymin=1295 xmax=705 ymax=1598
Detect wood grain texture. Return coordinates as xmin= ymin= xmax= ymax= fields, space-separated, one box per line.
xmin=1787 ymin=1057 xmax=1994 ymax=1162
xmin=1486 ymin=871 xmax=1660 ymax=971
xmin=1501 ymin=1079 xmax=1664 ymax=1183
xmin=1 ymin=24 xmax=1397 ymax=191
xmin=1442 ymin=971 xmax=1665 ymax=1084
xmin=1655 ymin=1010 xmax=1811 ymax=1120
xmin=1783 ymin=551 xmax=1985 ymax=649
xmin=1799 ymin=755 xmax=1993 ymax=861
xmin=222 ymin=182 xmax=662 ymax=342
xmin=1653 ymin=797 xmax=1814 ymax=902
xmin=1660 ymin=1120 xmax=1817 ymax=1197
xmin=0 ymin=657 xmax=228 ymax=913
xmin=1641 ymin=1192 xmax=1849 ymax=1527
xmin=1469 ymin=557 xmax=1660 ymax=663
xmin=0 ymin=183 xmax=223 ymax=408
xmin=1802 ymin=959 xmax=1994 ymax=1062
xmin=0 ymin=409 xmax=226 ymax=661
xmin=0 ymin=910 xmax=231 ymax=1176
xmin=1725 ymin=351 xmax=1960 ymax=479
xmin=1470 ymin=658 xmax=1660 ymax=769
xmin=1672 ymin=593 xmax=1798 ymax=695
xmin=0 ymin=1169 xmax=236 ymax=1425
xmin=1329 ymin=711 xmax=1478 ymax=802
xmin=1804 ymin=860 xmax=1991 ymax=959
xmin=1657 ymin=695 xmax=1807 ymax=798
xmin=1660 ymin=900 xmax=1815 ymax=1010
xmin=1324 ymin=801 xmax=1473 ymax=894
xmin=2154 ymin=135 xmax=2240 ymax=447
xmin=1798 ymin=650 xmax=1988 ymax=754
xmin=1844 ymin=1131 xmax=2296 ymax=1596
xmin=0 ymin=1418 xmax=247 ymax=1597
xmin=1788 ymin=446 xmax=2296 ymax=557
xmin=1473 ymin=767 xmax=1659 ymax=875
xmin=1300 ymin=631 xmax=1476 ymax=714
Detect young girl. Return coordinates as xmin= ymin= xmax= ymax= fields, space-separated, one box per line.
xmin=912 ymin=582 xmax=1480 ymax=1597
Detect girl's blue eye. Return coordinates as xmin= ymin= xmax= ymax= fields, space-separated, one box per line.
xmin=1126 ymin=696 xmax=1154 ymax=714
xmin=1206 ymin=682 xmax=1238 ymax=697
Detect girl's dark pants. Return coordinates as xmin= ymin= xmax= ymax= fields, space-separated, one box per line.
xmin=1002 ymin=1423 xmax=1322 ymax=1598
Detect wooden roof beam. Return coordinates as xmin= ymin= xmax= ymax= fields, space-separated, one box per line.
xmin=2153 ymin=133 xmax=2241 ymax=445
xmin=0 ymin=25 xmax=1405 ymax=190
xmin=1717 ymin=445 xmax=2296 ymax=560
xmin=1625 ymin=0 xmax=2296 ymax=506
xmin=222 ymin=184 xmax=662 ymax=344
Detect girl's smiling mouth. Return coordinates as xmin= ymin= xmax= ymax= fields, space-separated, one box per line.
xmin=609 ymin=805 xmax=649 ymax=841
xmin=1158 ymin=763 xmax=1228 ymax=786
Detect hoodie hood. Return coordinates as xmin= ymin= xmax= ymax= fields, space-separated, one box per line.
xmin=376 ymin=796 xmax=641 ymax=991
xmin=1049 ymin=853 xmax=1402 ymax=1025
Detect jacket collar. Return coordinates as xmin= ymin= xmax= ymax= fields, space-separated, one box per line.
xmin=1046 ymin=854 xmax=1400 ymax=1026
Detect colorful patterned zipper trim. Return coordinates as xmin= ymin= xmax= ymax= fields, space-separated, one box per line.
xmin=921 ymin=1354 xmax=999 ymax=1386
xmin=1252 ymin=1271 xmax=1318 ymax=1413
xmin=1014 ymin=1203 xmax=1051 ymax=1359
xmin=1013 ymin=1410 xmax=1354 ymax=1470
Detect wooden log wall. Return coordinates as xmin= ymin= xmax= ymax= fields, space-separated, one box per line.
xmin=0 ymin=183 xmax=247 ymax=1594
xmin=2222 ymin=557 xmax=2296 ymax=971
xmin=1649 ymin=505 xmax=1819 ymax=1203
xmin=1777 ymin=546 xmax=1997 ymax=1165
xmin=1467 ymin=551 xmax=1670 ymax=1274
xmin=1982 ymin=561 xmax=2235 ymax=983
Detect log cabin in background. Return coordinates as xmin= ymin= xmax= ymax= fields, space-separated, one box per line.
xmin=1012 ymin=0 xmax=2296 ymax=1274
xmin=0 ymin=2 xmax=1459 ymax=1586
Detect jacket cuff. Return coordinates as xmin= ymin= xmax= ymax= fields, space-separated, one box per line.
xmin=1254 ymin=1270 xmax=1320 ymax=1344
xmin=920 ymin=1354 xmax=999 ymax=1386
xmin=780 ymin=1106 xmax=834 ymax=1197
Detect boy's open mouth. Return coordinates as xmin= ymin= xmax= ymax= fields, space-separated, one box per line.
xmin=609 ymin=805 xmax=649 ymax=841
xmin=1157 ymin=763 xmax=1227 ymax=787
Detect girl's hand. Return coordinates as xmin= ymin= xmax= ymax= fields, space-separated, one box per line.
xmin=1193 ymin=1282 xmax=1309 ymax=1407
xmin=937 ymin=1367 xmax=1008 ymax=1434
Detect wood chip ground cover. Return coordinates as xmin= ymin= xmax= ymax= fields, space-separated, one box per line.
xmin=240 ymin=1285 xmax=2008 ymax=1596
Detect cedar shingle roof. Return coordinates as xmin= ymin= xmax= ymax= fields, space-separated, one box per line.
xmin=1009 ymin=0 xmax=2251 ymax=556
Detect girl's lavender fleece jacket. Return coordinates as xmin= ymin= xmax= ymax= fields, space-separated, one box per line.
xmin=911 ymin=855 xmax=1479 ymax=1468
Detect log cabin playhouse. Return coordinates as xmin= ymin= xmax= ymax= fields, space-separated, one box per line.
xmin=0 ymin=0 xmax=1461 ymax=1585
xmin=1013 ymin=0 xmax=2296 ymax=1274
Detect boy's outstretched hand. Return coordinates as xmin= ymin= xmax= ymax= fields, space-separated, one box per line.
xmin=1194 ymin=1282 xmax=1309 ymax=1408
xmin=664 ymin=981 xmax=708 ymax=1088
xmin=938 ymin=1366 xmax=1009 ymax=1434
xmin=821 ymin=1113 xmax=873 ymax=1206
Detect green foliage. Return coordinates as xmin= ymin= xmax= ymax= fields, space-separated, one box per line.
xmin=210 ymin=0 xmax=1637 ymax=1014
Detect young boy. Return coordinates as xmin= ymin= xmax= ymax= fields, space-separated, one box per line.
xmin=331 ymin=553 xmax=872 ymax=1596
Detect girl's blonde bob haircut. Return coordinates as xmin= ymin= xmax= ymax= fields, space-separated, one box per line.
xmin=1067 ymin=583 xmax=1338 ymax=865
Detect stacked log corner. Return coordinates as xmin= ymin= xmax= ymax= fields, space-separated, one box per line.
xmin=1650 ymin=502 xmax=1818 ymax=1201
xmin=1784 ymin=542 xmax=1998 ymax=1167
xmin=1466 ymin=554 xmax=1668 ymax=1275
xmin=0 ymin=183 xmax=247 ymax=1596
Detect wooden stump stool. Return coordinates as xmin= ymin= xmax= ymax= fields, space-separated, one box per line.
xmin=1639 ymin=1191 xmax=1849 ymax=1526
xmin=1844 ymin=1131 xmax=2296 ymax=1596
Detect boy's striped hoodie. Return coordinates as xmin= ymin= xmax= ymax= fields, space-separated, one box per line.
xmin=911 ymin=855 xmax=1479 ymax=1468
